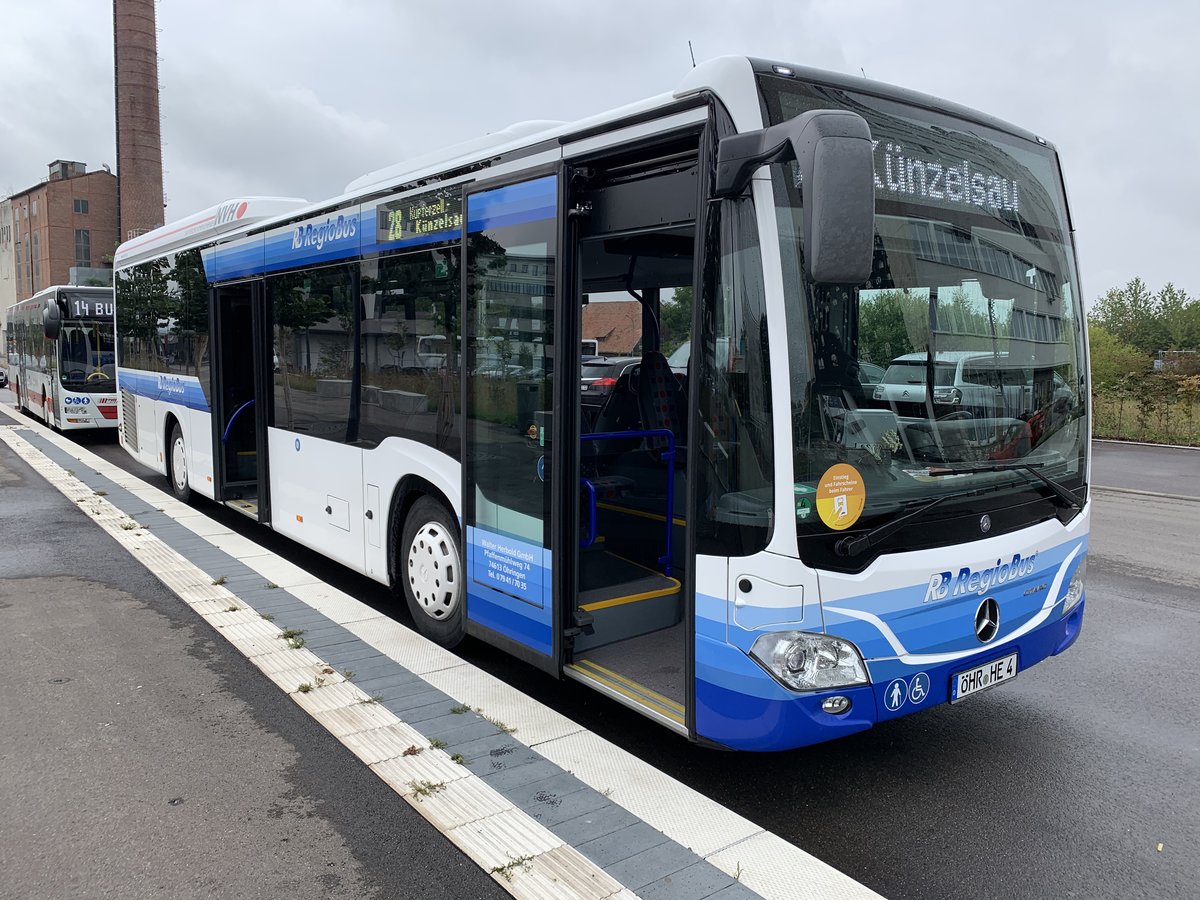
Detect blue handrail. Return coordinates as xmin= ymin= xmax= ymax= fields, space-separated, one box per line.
xmin=579 ymin=479 xmax=598 ymax=549
xmin=580 ymin=428 xmax=676 ymax=576
xmin=222 ymin=399 xmax=256 ymax=444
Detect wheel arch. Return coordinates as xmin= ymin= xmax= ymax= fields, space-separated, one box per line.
xmin=386 ymin=475 xmax=459 ymax=590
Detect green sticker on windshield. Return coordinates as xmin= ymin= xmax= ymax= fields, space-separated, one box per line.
xmin=795 ymin=484 xmax=816 ymax=520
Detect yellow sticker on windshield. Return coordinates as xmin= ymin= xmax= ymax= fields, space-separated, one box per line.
xmin=816 ymin=464 xmax=866 ymax=531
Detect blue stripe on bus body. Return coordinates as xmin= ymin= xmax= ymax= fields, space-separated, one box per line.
xmin=202 ymin=176 xmax=556 ymax=283
xmin=467 ymin=177 xmax=557 ymax=233
xmin=117 ymin=368 xmax=210 ymax=411
xmin=466 ymin=590 xmax=553 ymax=657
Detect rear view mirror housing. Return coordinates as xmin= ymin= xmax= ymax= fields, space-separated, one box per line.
xmin=42 ymin=298 xmax=62 ymax=340
xmin=714 ymin=109 xmax=875 ymax=285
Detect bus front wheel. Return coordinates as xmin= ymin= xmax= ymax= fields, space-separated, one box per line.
xmin=167 ymin=422 xmax=191 ymax=502
xmin=399 ymin=496 xmax=465 ymax=648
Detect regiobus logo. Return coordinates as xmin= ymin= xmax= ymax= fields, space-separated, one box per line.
xmin=292 ymin=214 xmax=357 ymax=251
xmin=924 ymin=552 xmax=1039 ymax=602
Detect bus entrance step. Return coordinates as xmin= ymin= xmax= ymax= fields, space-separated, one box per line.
xmin=223 ymin=499 xmax=258 ymax=520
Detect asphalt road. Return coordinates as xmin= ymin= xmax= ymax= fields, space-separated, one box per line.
xmin=7 ymin=398 xmax=1198 ymax=900
xmin=1091 ymin=439 xmax=1200 ymax=497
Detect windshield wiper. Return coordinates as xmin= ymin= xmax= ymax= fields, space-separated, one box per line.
xmin=926 ymin=462 xmax=1085 ymax=510
xmin=834 ymin=486 xmax=980 ymax=558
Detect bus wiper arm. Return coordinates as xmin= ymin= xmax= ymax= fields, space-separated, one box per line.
xmin=926 ymin=462 xmax=1085 ymax=510
xmin=835 ymin=492 xmax=956 ymax=558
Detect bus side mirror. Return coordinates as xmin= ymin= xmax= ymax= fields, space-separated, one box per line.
xmin=714 ymin=109 xmax=875 ymax=285
xmin=43 ymin=300 xmax=62 ymax=340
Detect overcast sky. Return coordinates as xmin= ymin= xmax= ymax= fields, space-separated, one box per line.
xmin=2 ymin=0 xmax=1195 ymax=301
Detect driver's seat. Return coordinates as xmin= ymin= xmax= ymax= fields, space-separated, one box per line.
xmin=637 ymin=350 xmax=687 ymax=458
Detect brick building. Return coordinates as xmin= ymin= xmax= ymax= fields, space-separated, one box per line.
xmin=0 ymin=162 xmax=119 ymax=366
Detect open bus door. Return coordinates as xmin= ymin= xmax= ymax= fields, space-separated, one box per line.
xmin=211 ymin=281 xmax=270 ymax=522
xmin=557 ymin=131 xmax=702 ymax=735
xmin=461 ymin=172 xmax=562 ymax=674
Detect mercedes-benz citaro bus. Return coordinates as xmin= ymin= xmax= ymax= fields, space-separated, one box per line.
xmin=112 ymin=57 xmax=1089 ymax=751
xmin=7 ymin=285 xmax=119 ymax=431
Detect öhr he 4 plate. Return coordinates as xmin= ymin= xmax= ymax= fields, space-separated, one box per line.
xmin=950 ymin=651 xmax=1018 ymax=702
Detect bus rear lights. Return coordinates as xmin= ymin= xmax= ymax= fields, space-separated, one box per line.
xmin=821 ymin=696 xmax=852 ymax=715
xmin=749 ymin=631 xmax=868 ymax=692
xmin=1062 ymin=558 xmax=1086 ymax=616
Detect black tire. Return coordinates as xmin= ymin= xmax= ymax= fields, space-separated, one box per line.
xmin=167 ymin=422 xmax=192 ymax=502
xmin=398 ymin=496 xmax=465 ymax=648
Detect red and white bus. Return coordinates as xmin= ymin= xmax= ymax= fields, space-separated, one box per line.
xmin=5 ymin=285 xmax=118 ymax=431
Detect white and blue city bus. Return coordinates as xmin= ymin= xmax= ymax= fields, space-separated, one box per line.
xmin=113 ymin=57 xmax=1089 ymax=751
xmin=7 ymin=285 xmax=119 ymax=431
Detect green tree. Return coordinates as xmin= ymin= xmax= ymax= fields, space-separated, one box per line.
xmin=857 ymin=289 xmax=930 ymax=365
xmin=1087 ymin=323 xmax=1150 ymax=387
xmin=660 ymin=286 xmax=693 ymax=353
xmin=1091 ymin=278 xmax=1171 ymax=355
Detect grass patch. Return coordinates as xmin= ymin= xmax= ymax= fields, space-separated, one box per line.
xmin=449 ymin=704 xmax=472 ymax=715
xmin=428 ymin=738 xmax=447 ymax=750
xmin=296 ymin=682 xmax=312 ymax=693
xmin=450 ymin=753 xmax=465 ymax=765
xmin=211 ymin=575 xmax=227 ymax=586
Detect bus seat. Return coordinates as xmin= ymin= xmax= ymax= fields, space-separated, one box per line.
xmin=637 ymin=350 xmax=686 ymax=457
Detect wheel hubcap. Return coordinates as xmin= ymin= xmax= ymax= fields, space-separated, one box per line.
xmin=172 ymin=438 xmax=187 ymax=491
xmin=407 ymin=522 xmax=460 ymax=620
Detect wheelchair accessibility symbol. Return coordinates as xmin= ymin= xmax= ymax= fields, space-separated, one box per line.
xmin=909 ymin=672 xmax=930 ymax=705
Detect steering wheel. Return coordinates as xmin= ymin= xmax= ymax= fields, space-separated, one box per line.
xmin=937 ymin=410 xmax=974 ymax=422
xmin=86 ymin=370 xmax=111 ymax=382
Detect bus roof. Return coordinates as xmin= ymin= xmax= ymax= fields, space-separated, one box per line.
xmin=113 ymin=197 xmax=309 ymax=270
xmin=113 ymin=55 xmax=1049 ymax=274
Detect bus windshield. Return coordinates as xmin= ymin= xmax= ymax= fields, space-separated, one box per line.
xmin=760 ymin=76 xmax=1088 ymax=553
xmin=59 ymin=320 xmax=117 ymax=390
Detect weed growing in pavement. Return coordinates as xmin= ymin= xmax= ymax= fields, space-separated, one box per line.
xmin=408 ymin=780 xmax=445 ymax=801
xmin=278 ymin=628 xmax=306 ymax=650
xmin=490 ymin=855 xmax=533 ymax=882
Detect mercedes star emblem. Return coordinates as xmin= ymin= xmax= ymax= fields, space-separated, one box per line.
xmin=975 ymin=597 xmax=1000 ymax=643
xmin=980 ymin=514 xmax=992 ymax=534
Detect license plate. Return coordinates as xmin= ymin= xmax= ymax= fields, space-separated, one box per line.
xmin=950 ymin=652 xmax=1018 ymax=702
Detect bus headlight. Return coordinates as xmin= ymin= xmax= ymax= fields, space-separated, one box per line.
xmin=749 ymin=632 xmax=868 ymax=692
xmin=1062 ymin=558 xmax=1086 ymax=615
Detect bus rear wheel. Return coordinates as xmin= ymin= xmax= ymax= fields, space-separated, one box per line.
xmin=168 ymin=422 xmax=191 ymax=502
xmin=399 ymin=497 xmax=464 ymax=648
